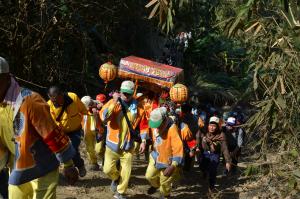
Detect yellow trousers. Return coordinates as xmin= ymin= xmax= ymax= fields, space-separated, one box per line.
xmin=84 ymin=130 xmax=105 ymax=164
xmin=9 ymin=168 xmax=59 ymax=199
xmin=95 ymin=141 xmax=105 ymax=163
xmin=145 ymin=156 xmax=179 ymax=197
xmin=103 ymin=147 xmax=133 ymax=194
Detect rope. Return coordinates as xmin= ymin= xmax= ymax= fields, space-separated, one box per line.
xmin=15 ymin=76 xmax=47 ymax=89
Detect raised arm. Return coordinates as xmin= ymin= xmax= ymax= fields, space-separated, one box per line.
xmin=99 ymin=99 xmax=117 ymax=122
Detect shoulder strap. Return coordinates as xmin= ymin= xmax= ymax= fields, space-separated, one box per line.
xmin=118 ymin=98 xmax=135 ymax=133
xmin=56 ymin=94 xmax=73 ymax=122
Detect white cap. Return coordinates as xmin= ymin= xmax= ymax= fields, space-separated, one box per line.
xmin=226 ymin=117 xmax=236 ymax=126
xmin=209 ymin=116 xmax=220 ymax=124
xmin=81 ymin=96 xmax=93 ymax=108
xmin=120 ymin=80 xmax=135 ymax=94
xmin=136 ymin=93 xmax=143 ymax=98
xmin=0 ymin=57 xmax=9 ymax=74
xmin=175 ymin=108 xmax=181 ymax=114
xmin=160 ymin=106 xmax=167 ymax=117
xmin=149 ymin=107 xmax=168 ymax=128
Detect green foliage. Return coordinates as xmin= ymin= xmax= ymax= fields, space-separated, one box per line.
xmin=0 ymin=0 xmax=155 ymax=96
xmin=227 ymin=0 xmax=300 ymax=145
xmin=145 ymin=0 xmax=181 ymax=34
xmin=244 ymin=165 xmax=259 ymax=176
xmin=219 ymin=0 xmax=300 ymax=196
xmin=290 ymin=149 xmax=299 ymax=159
xmin=189 ymin=33 xmax=247 ymax=74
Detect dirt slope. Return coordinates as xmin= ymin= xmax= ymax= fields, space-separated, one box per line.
xmin=57 ymin=145 xmax=251 ymax=199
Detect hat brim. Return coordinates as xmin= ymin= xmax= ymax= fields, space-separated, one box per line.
xmin=226 ymin=122 xmax=235 ymax=126
xmin=121 ymin=89 xmax=134 ymax=95
xmin=149 ymin=119 xmax=163 ymax=128
xmin=209 ymin=121 xmax=219 ymax=125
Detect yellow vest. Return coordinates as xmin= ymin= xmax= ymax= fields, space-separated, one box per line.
xmin=48 ymin=92 xmax=88 ymax=133
xmin=0 ymin=103 xmax=15 ymax=170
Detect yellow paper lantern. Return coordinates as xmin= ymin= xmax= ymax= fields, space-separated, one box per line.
xmin=170 ymin=83 xmax=188 ymax=104
xmin=99 ymin=62 xmax=117 ymax=83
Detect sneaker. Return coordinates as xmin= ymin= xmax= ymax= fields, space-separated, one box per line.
xmin=88 ymin=163 xmax=100 ymax=171
xmin=110 ymin=179 xmax=119 ymax=193
xmin=78 ymin=166 xmax=87 ymax=177
xmin=147 ymin=186 xmax=157 ymax=195
xmin=113 ymin=192 xmax=126 ymax=199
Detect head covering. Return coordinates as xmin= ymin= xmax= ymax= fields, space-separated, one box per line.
xmin=120 ymin=80 xmax=135 ymax=95
xmin=175 ymin=108 xmax=181 ymax=115
xmin=149 ymin=107 xmax=167 ymax=128
xmin=136 ymin=93 xmax=143 ymax=98
xmin=96 ymin=93 xmax=106 ymax=103
xmin=81 ymin=96 xmax=93 ymax=108
xmin=226 ymin=117 xmax=236 ymax=126
xmin=0 ymin=57 xmax=9 ymax=74
xmin=209 ymin=116 xmax=220 ymax=125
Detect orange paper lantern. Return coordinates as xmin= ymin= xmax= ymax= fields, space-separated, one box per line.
xmin=170 ymin=83 xmax=188 ymax=104
xmin=99 ymin=62 xmax=117 ymax=83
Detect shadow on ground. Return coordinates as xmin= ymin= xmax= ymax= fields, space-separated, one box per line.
xmin=56 ymin=146 xmax=249 ymax=198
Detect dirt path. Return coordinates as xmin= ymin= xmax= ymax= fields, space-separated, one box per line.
xmin=56 ymin=161 xmax=248 ymax=199
xmin=57 ymin=146 xmax=250 ymax=199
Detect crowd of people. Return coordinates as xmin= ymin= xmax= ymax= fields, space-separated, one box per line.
xmin=0 ymin=57 xmax=245 ymax=199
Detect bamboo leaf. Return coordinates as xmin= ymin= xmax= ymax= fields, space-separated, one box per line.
xmin=148 ymin=3 xmax=160 ymax=19
xmin=271 ymin=113 xmax=278 ymax=129
xmin=253 ymin=24 xmax=262 ymax=36
xmin=262 ymin=101 xmax=272 ymax=117
xmin=245 ymin=21 xmax=259 ymax=33
xmin=145 ymin=0 xmax=158 ymax=8
xmin=162 ymin=0 xmax=168 ymax=6
xmin=228 ymin=6 xmax=249 ymax=36
xmin=246 ymin=0 xmax=255 ymax=7
xmin=228 ymin=16 xmax=242 ymax=37
xmin=276 ymin=95 xmax=287 ymax=110
xmin=253 ymin=66 xmax=259 ymax=90
xmin=179 ymin=0 xmax=184 ymax=7
xmin=162 ymin=22 xmax=166 ymax=31
xmin=279 ymin=76 xmax=286 ymax=94
xmin=168 ymin=8 xmax=174 ymax=30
